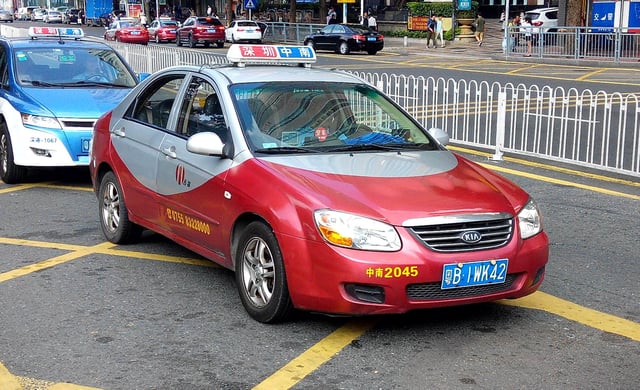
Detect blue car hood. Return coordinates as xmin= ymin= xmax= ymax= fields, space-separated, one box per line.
xmin=22 ymin=87 xmax=130 ymax=118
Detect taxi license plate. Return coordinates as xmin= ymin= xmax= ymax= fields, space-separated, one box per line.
xmin=131 ymin=31 xmax=140 ymax=35
xmin=367 ymin=37 xmax=377 ymax=41
xmin=207 ymin=29 xmax=216 ymax=33
xmin=81 ymin=138 xmax=91 ymax=153
xmin=441 ymin=259 xmax=508 ymax=289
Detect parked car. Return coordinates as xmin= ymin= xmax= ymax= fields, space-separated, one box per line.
xmin=176 ymin=16 xmax=225 ymax=48
xmin=17 ymin=6 xmax=38 ymax=20
xmin=304 ymin=24 xmax=384 ymax=55
xmin=0 ymin=27 xmax=142 ymax=184
xmin=30 ymin=8 xmax=46 ymax=21
xmin=147 ymin=18 xmax=179 ymax=43
xmin=524 ymin=7 xmax=559 ymax=33
xmin=43 ymin=10 xmax=63 ymax=23
xmin=225 ymin=20 xmax=262 ymax=43
xmin=104 ymin=18 xmax=149 ymax=45
xmin=89 ymin=44 xmax=549 ymax=323
xmin=64 ymin=8 xmax=82 ymax=24
xmin=0 ymin=10 xmax=14 ymax=22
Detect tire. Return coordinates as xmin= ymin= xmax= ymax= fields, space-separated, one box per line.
xmin=304 ymin=40 xmax=314 ymax=50
xmin=235 ymin=221 xmax=293 ymax=323
xmin=188 ymin=34 xmax=196 ymax=48
xmin=0 ymin=121 xmax=27 ymax=184
xmin=338 ymin=41 xmax=350 ymax=55
xmin=98 ymin=171 xmax=142 ymax=244
xmin=231 ymin=34 xmax=237 ymax=43
xmin=155 ymin=34 xmax=160 ymax=44
xmin=176 ymin=35 xmax=182 ymax=46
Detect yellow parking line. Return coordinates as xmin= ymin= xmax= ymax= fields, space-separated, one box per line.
xmin=0 ymin=183 xmax=44 ymax=194
xmin=0 ymin=362 xmax=21 ymax=390
xmin=500 ymin=291 xmax=640 ymax=342
xmin=253 ymin=319 xmax=376 ymax=390
xmin=0 ymin=242 xmax=115 ymax=283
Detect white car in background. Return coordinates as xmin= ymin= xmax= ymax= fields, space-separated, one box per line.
xmin=43 ymin=10 xmax=63 ymax=23
xmin=524 ymin=7 xmax=558 ymax=33
xmin=225 ymin=20 xmax=263 ymax=43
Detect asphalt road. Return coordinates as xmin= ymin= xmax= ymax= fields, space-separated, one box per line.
xmin=1 ymin=149 xmax=638 ymax=390
xmin=1 ymin=20 xmax=639 ymax=390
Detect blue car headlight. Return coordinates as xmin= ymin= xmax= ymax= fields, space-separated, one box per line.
xmin=21 ymin=113 xmax=62 ymax=130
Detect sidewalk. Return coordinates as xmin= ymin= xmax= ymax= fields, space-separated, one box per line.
xmin=382 ymin=19 xmax=640 ymax=69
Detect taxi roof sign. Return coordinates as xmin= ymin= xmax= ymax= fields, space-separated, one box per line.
xmin=226 ymin=44 xmax=316 ymax=68
xmin=28 ymin=27 xmax=85 ymax=40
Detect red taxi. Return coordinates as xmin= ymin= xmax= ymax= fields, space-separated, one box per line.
xmin=147 ymin=18 xmax=178 ymax=43
xmin=104 ymin=18 xmax=149 ymax=45
xmin=89 ymin=45 xmax=549 ymax=323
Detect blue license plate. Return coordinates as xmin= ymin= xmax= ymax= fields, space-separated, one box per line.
xmin=81 ymin=138 xmax=91 ymax=153
xmin=441 ymin=259 xmax=508 ymax=289
xmin=131 ymin=31 xmax=140 ymax=35
xmin=367 ymin=37 xmax=376 ymax=41
xmin=207 ymin=29 xmax=216 ymax=33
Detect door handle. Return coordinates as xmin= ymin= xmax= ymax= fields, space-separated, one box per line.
xmin=162 ymin=146 xmax=177 ymax=159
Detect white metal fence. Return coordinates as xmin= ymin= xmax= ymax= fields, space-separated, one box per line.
xmin=2 ymin=23 xmax=636 ymax=178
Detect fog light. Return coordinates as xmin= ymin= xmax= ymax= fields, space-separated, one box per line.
xmin=344 ymin=284 xmax=385 ymax=304
xmin=30 ymin=147 xmax=51 ymax=157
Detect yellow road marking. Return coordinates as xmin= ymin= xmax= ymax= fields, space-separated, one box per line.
xmin=500 ymin=291 xmax=640 ymax=342
xmin=479 ymin=163 xmax=640 ymax=200
xmin=252 ymin=319 xmax=376 ymax=390
xmin=0 ymin=362 xmax=21 ymax=390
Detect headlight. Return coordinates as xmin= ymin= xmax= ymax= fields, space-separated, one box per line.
xmin=314 ymin=210 xmax=401 ymax=251
xmin=21 ymin=114 xmax=62 ymax=130
xmin=518 ymin=198 xmax=543 ymax=239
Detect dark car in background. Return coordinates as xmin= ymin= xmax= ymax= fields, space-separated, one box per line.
xmin=176 ymin=16 xmax=225 ymax=48
xmin=304 ymin=24 xmax=384 ymax=55
xmin=64 ymin=8 xmax=81 ymax=24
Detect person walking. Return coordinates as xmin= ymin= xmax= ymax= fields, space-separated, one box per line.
xmin=425 ymin=14 xmax=437 ymax=48
xmin=327 ymin=7 xmax=337 ymax=25
xmin=521 ymin=16 xmax=533 ymax=56
xmin=368 ymin=13 xmax=377 ymax=31
xmin=473 ymin=12 xmax=486 ymax=47
xmin=436 ymin=14 xmax=445 ymax=48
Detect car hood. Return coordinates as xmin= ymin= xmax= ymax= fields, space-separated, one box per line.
xmin=253 ymin=151 xmax=527 ymax=225
xmin=20 ymin=87 xmax=131 ymax=118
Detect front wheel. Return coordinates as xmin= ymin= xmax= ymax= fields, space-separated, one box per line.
xmin=98 ymin=171 xmax=142 ymax=244
xmin=188 ymin=34 xmax=196 ymax=48
xmin=155 ymin=34 xmax=160 ymax=44
xmin=0 ymin=121 xmax=27 ymax=184
xmin=235 ymin=221 xmax=293 ymax=323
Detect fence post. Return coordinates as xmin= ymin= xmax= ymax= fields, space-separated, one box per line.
xmin=492 ymin=89 xmax=507 ymax=161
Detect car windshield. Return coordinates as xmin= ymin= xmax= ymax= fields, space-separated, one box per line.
xmin=231 ymin=82 xmax=437 ymax=153
xmin=15 ymin=48 xmax=137 ymax=87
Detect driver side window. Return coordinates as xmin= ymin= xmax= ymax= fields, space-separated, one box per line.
xmin=128 ymin=75 xmax=185 ymax=129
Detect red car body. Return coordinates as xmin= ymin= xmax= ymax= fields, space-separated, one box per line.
xmin=176 ymin=16 xmax=225 ymax=48
xmin=147 ymin=19 xmax=178 ymax=43
xmin=104 ymin=19 xmax=149 ymax=45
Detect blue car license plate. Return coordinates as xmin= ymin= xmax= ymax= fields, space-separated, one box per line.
xmin=367 ymin=37 xmax=376 ymax=41
xmin=207 ymin=29 xmax=216 ymax=33
xmin=441 ymin=259 xmax=508 ymax=289
xmin=131 ymin=31 xmax=140 ymax=35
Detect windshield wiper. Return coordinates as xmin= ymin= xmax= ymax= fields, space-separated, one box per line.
xmin=22 ymin=80 xmax=62 ymax=87
xmin=254 ymin=146 xmax=321 ymax=154
xmin=324 ymin=143 xmax=432 ymax=153
xmin=69 ymin=81 xmax=128 ymax=88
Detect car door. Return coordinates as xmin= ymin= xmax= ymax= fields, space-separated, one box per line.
xmin=112 ymin=73 xmax=187 ymax=224
xmin=155 ymin=73 xmax=234 ymax=259
xmin=147 ymin=20 xmax=158 ymax=39
xmin=315 ymin=25 xmax=337 ymax=50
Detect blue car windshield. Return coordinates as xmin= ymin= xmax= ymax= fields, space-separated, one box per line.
xmin=230 ymin=82 xmax=436 ymax=153
xmin=14 ymin=47 xmax=137 ymax=87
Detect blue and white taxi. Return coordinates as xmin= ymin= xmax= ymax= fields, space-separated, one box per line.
xmin=90 ymin=45 xmax=549 ymax=323
xmin=0 ymin=27 xmax=141 ymax=183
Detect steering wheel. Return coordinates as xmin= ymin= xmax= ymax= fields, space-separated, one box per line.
xmin=86 ymin=74 xmax=109 ymax=82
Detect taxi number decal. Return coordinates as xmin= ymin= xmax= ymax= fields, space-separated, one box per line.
xmin=166 ymin=208 xmax=211 ymax=235
xmin=366 ymin=266 xmax=419 ymax=279
xmin=30 ymin=137 xmax=57 ymax=144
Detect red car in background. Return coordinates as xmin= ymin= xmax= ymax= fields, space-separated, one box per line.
xmin=147 ymin=18 xmax=178 ymax=43
xmin=104 ymin=18 xmax=149 ymax=45
xmin=176 ymin=16 xmax=225 ymax=48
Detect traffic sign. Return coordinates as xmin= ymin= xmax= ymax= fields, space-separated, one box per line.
xmin=245 ymin=0 xmax=257 ymax=10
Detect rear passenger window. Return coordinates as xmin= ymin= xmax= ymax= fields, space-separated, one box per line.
xmin=128 ymin=75 xmax=185 ymax=129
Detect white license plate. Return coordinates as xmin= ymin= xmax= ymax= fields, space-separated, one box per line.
xmin=441 ymin=259 xmax=508 ymax=289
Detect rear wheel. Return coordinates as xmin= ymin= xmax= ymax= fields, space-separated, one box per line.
xmin=188 ymin=34 xmax=196 ymax=48
xmin=235 ymin=221 xmax=293 ymax=323
xmin=176 ymin=34 xmax=182 ymax=46
xmin=338 ymin=41 xmax=350 ymax=55
xmin=0 ymin=121 xmax=27 ymax=184
xmin=98 ymin=171 xmax=142 ymax=244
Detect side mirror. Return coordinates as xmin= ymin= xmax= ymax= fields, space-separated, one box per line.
xmin=427 ymin=127 xmax=449 ymax=146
